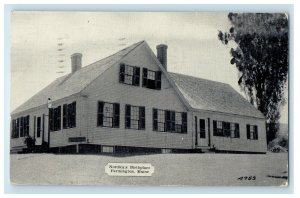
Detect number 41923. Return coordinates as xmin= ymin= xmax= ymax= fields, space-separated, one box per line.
xmin=238 ymin=176 xmax=256 ymax=180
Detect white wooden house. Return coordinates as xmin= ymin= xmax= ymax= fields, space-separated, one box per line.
xmin=10 ymin=41 xmax=267 ymax=154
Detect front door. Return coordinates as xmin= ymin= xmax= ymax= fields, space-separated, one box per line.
xmin=197 ymin=118 xmax=209 ymax=147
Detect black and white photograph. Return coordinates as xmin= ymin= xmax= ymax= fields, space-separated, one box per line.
xmin=9 ymin=11 xmax=289 ymax=186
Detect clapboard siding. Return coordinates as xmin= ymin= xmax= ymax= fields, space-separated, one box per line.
xmin=83 ymin=44 xmax=193 ymax=149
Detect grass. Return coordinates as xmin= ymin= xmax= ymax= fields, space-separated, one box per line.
xmin=10 ymin=152 xmax=288 ymax=186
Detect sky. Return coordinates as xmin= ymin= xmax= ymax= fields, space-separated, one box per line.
xmin=10 ymin=12 xmax=288 ymax=123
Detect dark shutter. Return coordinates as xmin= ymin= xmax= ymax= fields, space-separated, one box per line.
xmin=165 ymin=110 xmax=170 ymax=131
xmin=19 ymin=117 xmax=24 ymax=137
xmin=63 ymin=104 xmax=68 ymax=129
xmin=254 ymin=125 xmax=258 ymax=140
xmin=113 ymin=103 xmax=120 ymax=128
xmin=142 ymin=68 xmax=148 ymax=87
xmin=26 ymin=115 xmax=30 ymax=136
xmin=119 ymin=64 xmax=125 ymax=83
xmin=139 ymin=107 xmax=145 ymax=130
xmin=57 ymin=106 xmax=61 ymax=130
xmin=224 ymin=122 xmax=230 ymax=137
xmin=155 ymin=71 xmax=162 ymax=90
xmin=213 ymin=120 xmax=217 ymax=136
xmin=11 ymin=119 xmax=14 ymax=138
xmin=72 ymin=102 xmax=76 ymax=128
xmin=153 ymin=109 xmax=158 ymax=131
xmin=67 ymin=103 xmax=72 ymax=128
xmin=170 ymin=111 xmax=175 ymax=132
xmin=49 ymin=108 xmax=54 ymax=132
xmin=16 ymin=118 xmax=20 ymax=138
xmin=133 ymin=67 xmax=140 ymax=86
xmin=97 ymin=101 xmax=104 ymax=126
xmin=125 ymin=105 xmax=131 ymax=129
xmin=182 ymin=112 xmax=187 ymax=133
xmin=246 ymin=124 xmax=250 ymax=139
xmin=11 ymin=119 xmax=15 ymax=138
xmin=235 ymin=123 xmax=240 ymax=138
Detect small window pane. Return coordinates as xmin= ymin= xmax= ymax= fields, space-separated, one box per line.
xmin=147 ymin=70 xmax=155 ymax=80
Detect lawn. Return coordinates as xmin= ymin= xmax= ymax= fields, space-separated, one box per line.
xmin=10 ymin=152 xmax=288 ymax=186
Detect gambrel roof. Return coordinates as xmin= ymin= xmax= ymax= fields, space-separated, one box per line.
xmin=12 ymin=40 xmax=265 ymax=119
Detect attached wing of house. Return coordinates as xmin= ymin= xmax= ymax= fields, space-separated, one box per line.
xmin=168 ymin=72 xmax=265 ymax=119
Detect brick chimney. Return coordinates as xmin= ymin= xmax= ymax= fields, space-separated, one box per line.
xmin=156 ymin=44 xmax=168 ymax=70
xmin=71 ymin=53 xmax=82 ymax=73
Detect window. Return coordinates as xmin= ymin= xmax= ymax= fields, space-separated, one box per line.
xmin=213 ymin=120 xmax=240 ymax=138
xmin=37 ymin=117 xmax=41 ymax=138
xmin=247 ymin=124 xmax=258 ymax=140
xmin=213 ymin=121 xmax=223 ymax=136
xmin=119 ymin=64 xmax=140 ymax=86
xmin=199 ymin=119 xmax=206 ymax=138
xmin=142 ymin=68 xmax=161 ymax=90
xmin=63 ymin=102 xmax=76 ymax=129
xmin=102 ymin=146 xmax=114 ymax=153
xmin=125 ymin=105 xmax=145 ymax=130
xmin=49 ymin=106 xmax=61 ymax=132
xmin=11 ymin=116 xmax=29 ymax=138
xmin=230 ymin=123 xmax=240 ymax=138
xmin=153 ymin=108 xmax=187 ymax=133
xmin=153 ymin=109 xmax=165 ymax=132
xmin=175 ymin=112 xmax=182 ymax=133
xmin=97 ymin=101 xmax=119 ymax=128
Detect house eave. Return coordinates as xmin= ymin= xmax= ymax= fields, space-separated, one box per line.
xmin=191 ymin=107 xmax=266 ymax=120
xmin=11 ymin=92 xmax=83 ymax=117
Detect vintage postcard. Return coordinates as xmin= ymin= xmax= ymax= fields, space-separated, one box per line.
xmin=10 ymin=12 xmax=289 ymax=186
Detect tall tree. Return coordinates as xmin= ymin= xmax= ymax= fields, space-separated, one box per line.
xmin=218 ymin=13 xmax=288 ymax=143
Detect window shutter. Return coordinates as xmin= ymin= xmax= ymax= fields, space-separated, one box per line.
xmin=133 ymin=67 xmax=140 ymax=86
xmin=254 ymin=125 xmax=258 ymax=140
xmin=119 ymin=64 xmax=125 ymax=83
xmin=155 ymin=71 xmax=162 ymax=90
xmin=165 ymin=110 xmax=170 ymax=131
xmin=246 ymin=124 xmax=250 ymax=139
xmin=72 ymin=102 xmax=76 ymax=128
xmin=113 ymin=103 xmax=120 ymax=128
xmin=11 ymin=119 xmax=14 ymax=138
xmin=213 ymin=120 xmax=217 ymax=136
xmin=63 ymin=104 xmax=68 ymax=129
xmin=27 ymin=115 xmax=30 ymax=136
xmin=97 ymin=101 xmax=104 ymax=126
xmin=12 ymin=119 xmax=16 ymax=138
xmin=125 ymin=105 xmax=131 ymax=129
xmin=235 ymin=123 xmax=240 ymax=138
xmin=153 ymin=109 xmax=158 ymax=131
xmin=57 ymin=106 xmax=61 ymax=130
xmin=139 ymin=107 xmax=145 ymax=130
xmin=67 ymin=103 xmax=72 ymax=128
xmin=182 ymin=112 xmax=187 ymax=133
xmin=16 ymin=118 xmax=20 ymax=137
xmin=170 ymin=111 xmax=175 ymax=132
xmin=142 ymin=68 xmax=148 ymax=87
xmin=49 ymin=108 xmax=54 ymax=132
